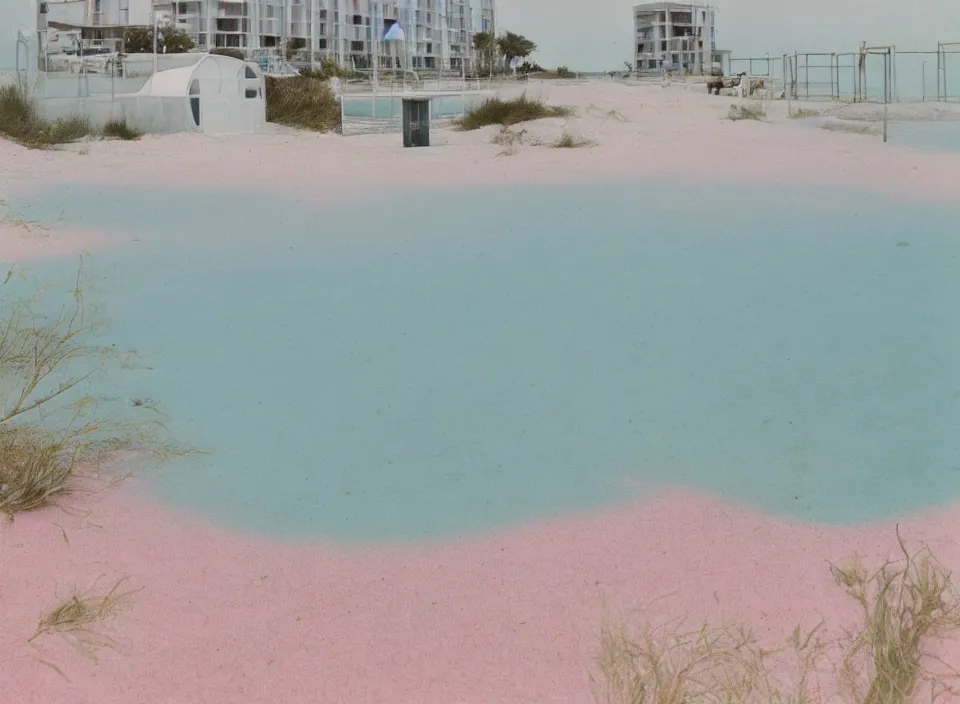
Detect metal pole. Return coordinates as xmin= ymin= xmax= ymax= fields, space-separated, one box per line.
xmin=372 ymin=0 xmax=377 ymax=118
xmin=883 ymin=52 xmax=888 ymax=143
xmin=153 ymin=12 xmax=158 ymax=76
xmin=786 ymin=55 xmax=792 ymax=117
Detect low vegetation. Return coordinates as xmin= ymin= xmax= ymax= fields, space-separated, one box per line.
xmin=0 ymin=86 xmax=143 ymax=147
xmin=210 ymin=48 xmax=245 ymax=61
xmin=30 ymin=576 xmax=140 ymax=661
xmin=593 ymin=531 xmax=960 ymax=704
xmin=790 ymin=107 xmax=822 ymax=119
xmin=299 ymin=58 xmax=361 ymax=80
xmin=552 ymin=131 xmax=593 ymax=148
xmin=265 ymin=74 xmax=341 ymax=133
xmin=728 ymin=103 xmax=766 ymax=121
xmin=0 ymin=254 xmax=193 ymax=517
xmin=101 ymin=120 xmax=141 ymax=141
xmin=456 ymin=93 xmax=572 ymax=131
xmin=0 ymin=85 xmax=90 ymax=148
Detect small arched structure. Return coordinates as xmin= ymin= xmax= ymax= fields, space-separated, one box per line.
xmin=119 ymin=54 xmax=265 ymax=134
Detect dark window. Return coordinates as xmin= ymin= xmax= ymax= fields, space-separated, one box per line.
xmin=351 ymin=40 xmax=363 ymax=51
xmin=352 ymin=14 xmax=361 ymax=24
xmin=317 ymin=38 xmax=327 ymax=49
xmin=244 ymin=65 xmax=257 ymax=78
xmin=245 ymin=88 xmax=258 ymax=98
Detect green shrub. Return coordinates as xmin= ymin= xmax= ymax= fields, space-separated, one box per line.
xmin=265 ymin=75 xmax=341 ymax=133
xmin=101 ymin=120 xmax=141 ymax=140
xmin=0 ymin=85 xmax=91 ymax=148
xmin=456 ymin=92 xmax=572 ymax=130
xmin=211 ymin=48 xmax=245 ymax=61
xmin=556 ymin=66 xmax=574 ymax=78
xmin=552 ymin=131 xmax=593 ymax=148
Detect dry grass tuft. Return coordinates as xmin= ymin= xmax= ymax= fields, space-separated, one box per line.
xmin=833 ymin=529 xmax=960 ymax=704
xmin=0 ymin=257 xmax=198 ymax=516
xmin=0 ymin=85 xmax=91 ymax=148
xmin=552 ymin=131 xmax=594 ymax=148
xmin=29 ymin=576 xmax=140 ymax=660
xmin=728 ymin=103 xmax=766 ymax=121
xmin=790 ymin=108 xmax=822 ymax=119
xmin=594 ymin=531 xmax=960 ymax=704
xmin=593 ymin=618 xmax=826 ymax=704
xmin=101 ymin=120 xmax=141 ymax=141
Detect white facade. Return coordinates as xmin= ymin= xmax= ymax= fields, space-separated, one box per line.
xmin=156 ymin=0 xmax=496 ymax=71
xmin=633 ymin=1 xmax=716 ymax=74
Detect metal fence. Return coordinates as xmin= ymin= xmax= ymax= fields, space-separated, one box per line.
xmin=774 ymin=43 xmax=960 ymax=103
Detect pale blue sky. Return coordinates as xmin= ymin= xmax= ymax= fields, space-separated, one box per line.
xmin=2 ymin=0 xmax=956 ymax=71
xmin=499 ymin=0 xmax=959 ymax=71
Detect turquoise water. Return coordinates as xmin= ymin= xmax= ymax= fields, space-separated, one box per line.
xmin=9 ymin=183 xmax=960 ymax=541
xmin=342 ymin=94 xmax=481 ymax=119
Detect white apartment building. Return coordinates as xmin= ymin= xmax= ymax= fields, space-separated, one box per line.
xmin=633 ymin=1 xmax=716 ymax=74
xmin=156 ymin=0 xmax=498 ymax=70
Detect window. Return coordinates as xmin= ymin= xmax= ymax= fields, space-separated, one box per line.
xmin=244 ymin=65 xmax=257 ymax=78
xmin=317 ymin=38 xmax=326 ymax=49
xmin=350 ymin=40 xmax=364 ymax=51
xmin=245 ymin=88 xmax=258 ymax=98
xmin=352 ymin=14 xmax=361 ymax=24
xmin=189 ymin=78 xmax=200 ymax=126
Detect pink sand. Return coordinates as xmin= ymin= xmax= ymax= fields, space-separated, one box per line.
xmin=3 ymin=81 xmax=960 ymax=703
xmin=3 ymin=485 xmax=960 ymax=704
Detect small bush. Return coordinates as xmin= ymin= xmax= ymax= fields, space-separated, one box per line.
xmin=265 ymin=75 xmax=341 ymax=133
xmin=0 ymin=85 xmax=91 ymax=148
xmin=456 ymin=92 xmax=572 ymax=130
xmin=211 ymin=48 xmax=245 ymax=61
xmin=790 ymin=107 xmax=821 ymax=119
xmin=728 ymin=103 xmax=766 ymax=121
xmin=101 ymin=120 xmax=141 ymax=140
xmin=556 ymin=66 xmax=574 ymax=78
xmin=300 ymin=58 xmax=359 ymax=80
xmin=552 ymin=131 xmax=593 ymax=148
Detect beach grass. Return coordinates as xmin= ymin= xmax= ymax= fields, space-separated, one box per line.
xmin=0 ymin=257 xmax=197 ymax=516
xmin=456 ymin=93 xmax=573 ymax=131
xmin=729 ymin=103 xmax=766 ymax=121
xmin=0 ymin=85 xmax=91 ymax=148
xmin=101 ymin=120 xmax=142 ymax=141
xmin=265 ymin=74 xmax=341 ymax=133
xmin=833 ymin=531 xmax=960 ymax=704
xmin=552 ymin=131 xmax=594 ymax=148
xmin=593 ymin=532 xmax=960 ymax=704
xmin=30 ymin=576 xmax=140 ymax=660
xmin=790 ymin=108 xmax=822 ymax=119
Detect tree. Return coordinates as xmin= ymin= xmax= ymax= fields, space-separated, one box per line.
xmin=122 ymin=26 xmax=194 ymax=54
xmin=472 ymin=31 xmax=496 ymax=72
xmin=496 ymin=31 xmax=536 ymax=67
xmin=285 ymin=37 xmax=306 ymax=61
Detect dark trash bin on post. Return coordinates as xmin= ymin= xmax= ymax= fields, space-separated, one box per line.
xmin=402 ymin=97 xmax=431 ymax=147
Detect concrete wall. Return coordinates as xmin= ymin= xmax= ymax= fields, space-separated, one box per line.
xmin=1 ymin=0 xmax=36 ymax=70
xmin=34 ymin=72 xmax=149 ymax=97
